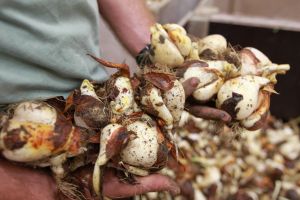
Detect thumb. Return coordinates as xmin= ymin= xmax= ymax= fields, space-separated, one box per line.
xmin=187 ymin=105 xmax=232 ymax=123
xmin=181 ymin=77 xmax=200 ymax=98
xmin=103 ymin=169 xmax=180 ymax=198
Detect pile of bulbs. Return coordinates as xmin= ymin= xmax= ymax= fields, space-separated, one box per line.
xmin=136 ymin=117 xmax=300 ymax=200
xmin=0 ymin=23 xmax=289 ymax=199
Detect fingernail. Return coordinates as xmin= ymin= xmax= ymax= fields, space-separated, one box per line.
xmin=170 ymin=186 xmax=180 ymax=196
xmin=190 ymin=78 xmax=199 ymax=87
xmin=169 ymin=182 xmax=180 ymax=195
xmin=222 ymin=113 xmax=232 ymax=122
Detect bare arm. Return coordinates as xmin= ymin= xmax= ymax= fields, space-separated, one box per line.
xmin=98 ymin=0 xmax=155 ymax=56
xmin=0 ymin=158 xmax=57 ymax=200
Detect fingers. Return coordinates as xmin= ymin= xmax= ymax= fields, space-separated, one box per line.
xmin=103 ymin=169 xmax=180 ymax=198
xmin=65 ymin=166 xmax=179 ymax=199
xmin=176 ymin=60 xmax=208 ymax=77
xmin=181 ymin=77 xmax=200 ymax=98
xmin=182 ymin=78 xmax=231 ymax=123
xmin=187 ymin=105 xmax=232 ymax=123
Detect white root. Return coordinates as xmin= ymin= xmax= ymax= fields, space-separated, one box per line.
xmin=259 ymin=64 xmax=290 ymax=76
xmin=57 ymin=181 xmax=85 ymax=200
xmin=50 ymin=153 xmax=68 ymax=179
xmin=259 ymin=64 xmax=290 ymax=83
xmin=93 ymin=123 xmax=125 ymax=196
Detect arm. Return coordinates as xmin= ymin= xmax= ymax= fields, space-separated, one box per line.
xmin=0 ymin=158 xmax=57 ymax=200
xmin=98 ymin=0 xmax=155 ymax=56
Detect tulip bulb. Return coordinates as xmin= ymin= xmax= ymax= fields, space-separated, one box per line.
xmin=163 ymin=80 xmax=185 ymax=124
xmin=241 ymin=90 xmax=270 ymax=130
xmin=217 ymin=75 xmax=270 ymax=120
xmin=182 ymin=65 xmax=224 ymax=102
xmin=93 ymin=123 xmax=129 ymax=195
xmin=149 ymin=23 xmax=184 ymax=67
xmin=198 ymin=34 xmax=227 ymax=59
xmin=0 ymin=101 xmax=83 ymax=173
xmin=74 ymin=79 xmax=108 ymax=129
xmin=109 ymin=76 xmax=135 ymax=115
xmin=163 ymin=24 xmax=192 ymax=57
xmin=141 ymin=84 xmax=174 ymax=129
xmin=239 ymin=47 xmax=290 ymax=81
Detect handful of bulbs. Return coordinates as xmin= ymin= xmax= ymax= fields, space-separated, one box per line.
xmin=0 ymin=23 xmax=289 ymax=199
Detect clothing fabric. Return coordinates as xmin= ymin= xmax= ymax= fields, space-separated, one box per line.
xmin=0 ymin=0 xmax=108 ymax=105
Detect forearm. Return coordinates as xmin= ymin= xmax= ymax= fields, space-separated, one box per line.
xmin=98 ymin=0 xmax=155 ymax=56
xmin=0 ymin=158 xmax=56 ymax=200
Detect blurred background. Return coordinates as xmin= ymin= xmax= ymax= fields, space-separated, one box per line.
xmin=99 ymin=0 xmax=300 ymax=120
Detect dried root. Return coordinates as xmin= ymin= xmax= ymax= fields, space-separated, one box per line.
xmin=57 ymin=181 xmax=86 ymax=200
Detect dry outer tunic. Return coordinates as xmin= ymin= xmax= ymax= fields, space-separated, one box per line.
xmin=0 ymin=0 xmax=108 ymax=107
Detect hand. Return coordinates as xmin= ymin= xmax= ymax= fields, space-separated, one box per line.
xmin=0 ymin=158 xmax=57 ymax=200
xmin=63 ymin=165 xmax=180 ymax=200
xmin=0 ymin=159 xmax=179 ymax=200
xmin=182 ymin=77 xmax=232 ymax=123
xmin=103 ymin=169 xmax=179 ymax=198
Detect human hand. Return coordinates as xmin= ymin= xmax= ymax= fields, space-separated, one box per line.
xmin=181 ymin=77 xmax=232 ymax=123
xmin=0 ymin=158 xmax=57 ymax=200
xmin=182 ymin=77 xmax=269 ymax=130
xmin=103 ymin=169 xmax=179 ymax=198
xmin=63 ymin=165 xmax=180 ymax=200
xmin=0 ymin=159 xmax=179 ymax=200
